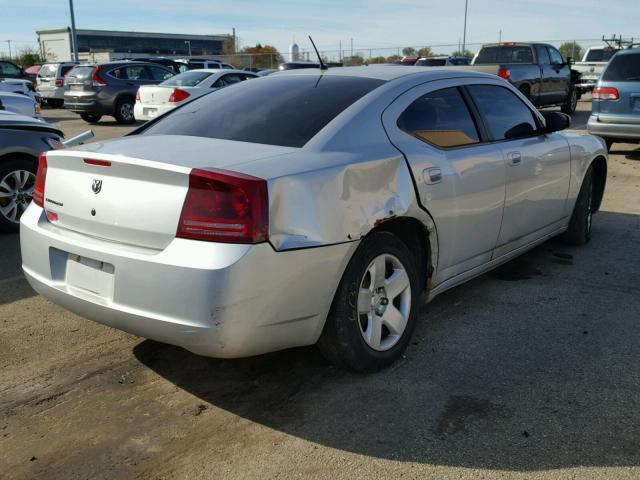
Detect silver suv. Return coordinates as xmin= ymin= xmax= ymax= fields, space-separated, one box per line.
xmin=36 ymin=62 xmax=78 ymax=108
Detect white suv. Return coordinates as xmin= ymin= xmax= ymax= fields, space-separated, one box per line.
xmin=36 ymin=62 xmax=78 ymax=107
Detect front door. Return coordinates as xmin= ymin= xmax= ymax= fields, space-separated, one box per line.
xmin=465 ymin=84 xmax=571 ymax=256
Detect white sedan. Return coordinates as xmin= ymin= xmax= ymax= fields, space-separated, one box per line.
xmin=134 ymin=69 xmax=258 ymax=121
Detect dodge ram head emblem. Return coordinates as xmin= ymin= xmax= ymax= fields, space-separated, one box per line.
xmin=92 ymin=179 xmax=102 ymax=194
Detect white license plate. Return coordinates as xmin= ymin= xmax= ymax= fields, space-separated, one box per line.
xmin=66 ymin=254 xmax=115 ymax=298
xmin=144 ymin=108 xmax=158 ymax=117
xmin=70 ymin=84 xmax=83 ymax=92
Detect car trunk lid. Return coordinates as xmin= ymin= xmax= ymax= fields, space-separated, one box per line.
xmin=42 ymin=136 xmax=297 ymax=249
xmin=137 ymin=85 xmax=178 ymax=105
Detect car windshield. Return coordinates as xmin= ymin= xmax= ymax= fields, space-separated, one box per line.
xmin=38 ymin=64 xmax=58 ymax=77
xmin=141 ymin=75 xmax=385 ymax=147
xmin=602 ymin=53 xmax=640 ymax=81
xmin=161 ymin=71 xmax=214 ymax=87
xmin=66 ymin=66 xmax=94 ymax=80
xmin=475 ymin=46 xmax=534 ymax=64
xmin=585 ymin=49 xmax=617 ymax=62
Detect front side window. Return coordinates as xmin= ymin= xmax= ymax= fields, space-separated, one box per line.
xmin=548 ymin=47 xmax=565 ymax=65
xmin=536 ymin=46 xmax=550 ymax=64
xmin=0 ymin=62 xmax=21 ymax=76
xmin=468 ymin=85 xmax=538 ymax=141
xmin=141 ymin=75 xmax=385 ymax=148
xmin=397 ymin=87 xmax=480 ymax=148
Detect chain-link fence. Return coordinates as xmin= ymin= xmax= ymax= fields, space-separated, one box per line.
xmin=206 ymin=37 xmax=637 ymax=69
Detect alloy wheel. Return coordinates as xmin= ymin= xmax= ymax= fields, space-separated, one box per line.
xmin=0 ymin=169 xmax=36 ymax=224
xmin=357 ymin=253 xmax=412 ymax=351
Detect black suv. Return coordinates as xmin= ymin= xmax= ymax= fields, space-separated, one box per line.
xmin=63 ymin=61 xmax=174 ymax=124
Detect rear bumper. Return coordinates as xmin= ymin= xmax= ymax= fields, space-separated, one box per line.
xmin=133 ymin=103 xmax=174 ymax=121
xmin=587 ymin=115 xmax=640 ymax=140
xmin=20 ymin=205 xmax=355 ymax=358
xmin=38 ymin=86 xmax=65 ymax=99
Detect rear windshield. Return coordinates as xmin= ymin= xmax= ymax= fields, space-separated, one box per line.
xmin=161 ymin=71 xmax=213 ymax=87
xmin=585 ymin=49 xmax=617 ymax=62
xmin=66 ymin=66 xmax=94 ymax=80
xmin=417 ymin=58 xmax=446 ymax=66
xmin=475 ymin=46 xmax=534 ymax=64
xmin=38 ymin=64 xmax=58 ymax=77
xmin=602 ymin=53 xmax=640 ymax=81
xmin=141 ymin=75 xmax=385 ymax=147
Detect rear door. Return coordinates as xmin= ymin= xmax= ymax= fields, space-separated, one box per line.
xmin=595 ymin=52 xmax=640 ymax=125
xmin=382 ymin=79 xmax=507 ymax=281
xmin=466 ymin=84 xmax=571 ymax=255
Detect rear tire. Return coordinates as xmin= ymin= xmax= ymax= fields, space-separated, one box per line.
xmin=561 ymin=165 xmax=593 ymax=245
xmin=80 ymin=113 xmax=102 ymax=124
xmin=114 ymin=98 xmax=135 ymax=124
xmin=317 ymin=231 xmax=420 ymax=372
xmin=0 ymin=156 xmax=37 ymax=233
xmin=561 ymin=87 xmax=578 ymax=115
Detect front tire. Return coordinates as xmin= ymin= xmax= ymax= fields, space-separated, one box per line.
xmin=0 ymin=156 xmax=37 ymax=233
xmin=318 ymin=231 xmax=420 ymax=372
xmin=561 ymin=165 xmax=593 ymax=245
xmin=114 ymin=98 xmax=135 ymax=124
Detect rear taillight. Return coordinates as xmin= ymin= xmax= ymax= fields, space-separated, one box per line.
xmin=176 ymin=168 xmax=268 ymax=243
xmin=33 ymin=153 xmax=48 ymax=207
xmin=135 ymin=89 xmax=141 ymax=102
xmin=593 ymin=87 xmax=619 ymax=100
xmin=55 ymin=79 xmax=63 ymax=87
xmin=168 ymin=88 xmax=190 ymax=103
xmin=498 ymin=67 xmax=510 ymax=80
xmin=91 ymin=65 xmax=107 ymax=87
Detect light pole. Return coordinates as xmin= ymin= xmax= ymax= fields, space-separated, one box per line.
xmin=69 ymin=0 xmax=79 ymax=62
xmin=5 ymin=40 xmax=11 ymax=60
xmin=461 ymin=0 xmax=469 ymax=56
xmin=184 ymin=40 xmax=192 ymax=57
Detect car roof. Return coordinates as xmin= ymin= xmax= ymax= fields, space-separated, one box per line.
xmin=276 ymin=65 xmax=498 ymax=82
xmin=180 ymin=68 xmax=254 ymax=75
xmin=613 ymin=48 xmax=640 ymax=56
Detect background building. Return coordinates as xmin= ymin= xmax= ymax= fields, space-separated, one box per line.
xmin=37 ymin=28 xmax=231 ymax=63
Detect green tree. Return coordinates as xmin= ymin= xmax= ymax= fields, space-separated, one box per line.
xmin=452 ymin=49 xmax=474 ymax=59
xmin=386 ymin=54 xmax=401 ymax=63
xmin=241 ymin=44 xmax=283 ymax=69
xmin=402 ymin=47 xmax=417 ymax=57
xmin=558 ymin=42 xmax=583 ymax=61
xmin=417 ymin=47 xmax=433 ymax=58
xmin=366 ymin=56 xmax=387 ymax=64
xmin=15 ymin=47 xmax=43 ymax=67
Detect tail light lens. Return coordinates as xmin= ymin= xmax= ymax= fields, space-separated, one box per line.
xmin=91 ymin=65 xmax=107 ymax=87
xmin=55 ymin=79 xmax=63 ymax=87
xmin=177 ymin=168 xmax=268 ymax=243
xmin=135 ymin=89 xmax=141 ymax=102
xmin=33 ymin=153 xmax=48 ymax=207
xmin=168 ymin=88 xmax=190 ymax=103
xmin=593 ymin=87 xmax=619 ymax=100
xmin=498 ymin=68 xmax=510 ymax=80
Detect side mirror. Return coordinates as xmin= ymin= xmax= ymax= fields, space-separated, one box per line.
xmin=567 ymin=57 xmax=575 ymax=65
xmin=543 ymin=112 xmax=571 ymax=133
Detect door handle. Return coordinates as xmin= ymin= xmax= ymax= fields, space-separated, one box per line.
xmin=423 ymin=167 xmax=442 ymax=184
xmin=507 ymin=151 xmax=522 ymax=166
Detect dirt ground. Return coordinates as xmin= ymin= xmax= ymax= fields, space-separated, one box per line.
xmin=1 ymin=102 xmax=639 ymax=480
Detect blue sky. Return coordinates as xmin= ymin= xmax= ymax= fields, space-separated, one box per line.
xmin=2 ymin=0 xmax=638 ymax=57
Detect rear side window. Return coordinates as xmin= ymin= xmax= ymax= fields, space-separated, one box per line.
xmin=475 ymin=46 xmax=533 ymax=64
xmin=161 ymin=71 xmax=213 ymax=87
xmin=141 ymin=75 xmax=385 ymax=147
xmin=38 ymin=64 xmax=58 ymax=77
xmin=212 ymin=73 xmax=245 ymax=88
xmin=60 ymin=65 xmax=75 ymax=77
xmin=147 ymin=66 xmax=173 ymax=81
xmin=602 ymin=53 xmax=640 ymax=81
xmin=468 ymin=85 xmax=538 ymax=140
xmin=397 ymin=87 xmax=480 ymax=148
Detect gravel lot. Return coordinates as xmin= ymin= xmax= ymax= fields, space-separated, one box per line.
xmin=1 ymin=102 xmax=639 ymax=480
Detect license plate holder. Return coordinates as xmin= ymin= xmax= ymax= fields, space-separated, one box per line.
xmin=70 ymin=84 xmax=83 ymax=92
xmin=65 ymin=254 xmax=115 ymax=298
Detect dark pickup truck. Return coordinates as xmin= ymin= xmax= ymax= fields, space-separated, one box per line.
xmin=469 ymin=42 xmax=579 ymax=114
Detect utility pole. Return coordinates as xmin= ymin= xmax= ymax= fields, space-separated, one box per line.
xmin=461 ymin=0 xmax=469 ymax=56
xmin=5 ymin=40 xmax=11 ymax=60
xmin=499 ymin=29 xmax=502 ymax=43
xmin=69 ymin=0 xmax=79 ymax=62
xmin=350 ymin=38 xmax=353 ymax=58
xmin=232 ymin=27 xmax=236 ymax=54
xmin=339 ymin=40 xmax=342 ymax=63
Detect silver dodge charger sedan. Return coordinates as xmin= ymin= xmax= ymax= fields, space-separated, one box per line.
xmin=20 ymin=66 xmax=607 ymax=372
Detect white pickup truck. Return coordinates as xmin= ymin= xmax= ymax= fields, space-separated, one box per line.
xmin=574 ymin=46 xmax=619 ymax=94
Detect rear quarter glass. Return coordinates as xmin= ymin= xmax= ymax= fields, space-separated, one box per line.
xmin=602 ymin=53 xmax=640 ymax=82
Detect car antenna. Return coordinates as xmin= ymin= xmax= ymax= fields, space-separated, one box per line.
xmin=308 ymin=35 xmax=328 ymax=70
